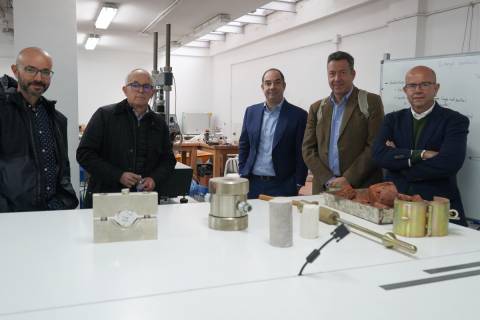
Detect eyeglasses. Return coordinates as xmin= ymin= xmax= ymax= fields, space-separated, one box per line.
xmin=127 ymin=82 xmax=154 ymax=92
xmin=20 ymin=65 xmax=54 ymax=78
xmin=404 ymin=82 xmax=435 ymax=90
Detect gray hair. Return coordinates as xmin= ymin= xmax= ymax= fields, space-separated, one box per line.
xmin=125 ymin=68 xmax=154 ymax=85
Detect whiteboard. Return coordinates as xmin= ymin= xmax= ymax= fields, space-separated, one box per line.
xmin=380 ymin=52 xmax=480 ymax=220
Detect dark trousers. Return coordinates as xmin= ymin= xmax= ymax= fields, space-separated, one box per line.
xmin=247 ymin=175 xmax=297 ymax=199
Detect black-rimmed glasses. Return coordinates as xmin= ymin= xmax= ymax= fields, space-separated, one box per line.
xmin=20 ymin=65 xmax=54 ymax=78
xmin=404 ymin=82 xmax=435 ymax=90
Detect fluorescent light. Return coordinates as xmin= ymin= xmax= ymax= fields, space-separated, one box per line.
xmin=193 ymin=14 xmax=230 ymax=35
xmin=249 ymin=8 xmax=274 ymax=16
xmin=215 ymin=25 xmax=243 ymax=34
xmin=235 ymin=14 xmax=267 ymax=24
xmin=77 ymin=33 xmax=86 ymax=45
xmin=85 ymin=34 xmax=100 ymax=50
xmin=179 ymin=14 xmax=230 ymax=46
xmin=184 ymin=41 xmax=210 ymax=48
xmin=197 ymin=33 xmax=226 ymax=41
xmin=227 ymin=21 xmax=244 ymax=27
xmin=261 ymin=1 xmax=296 ymax=13
xmin=95 ymin=3 xmax=118 ymax=29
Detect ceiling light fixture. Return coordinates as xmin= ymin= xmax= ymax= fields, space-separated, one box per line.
xmin=95 ymin=3 xmax=118 ymax=29
xmin=85 ymin=34 xmax=100 ymax=50
xmin=179 ymin=14 xmax=231 ymax=46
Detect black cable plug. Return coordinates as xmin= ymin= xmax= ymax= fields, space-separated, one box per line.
xmin=298 ymin=224 xmax=350 ymax=276
xmin=331 ymin=223 xmax=349 ymax=241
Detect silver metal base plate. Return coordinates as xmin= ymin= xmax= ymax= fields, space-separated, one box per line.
xmin=208 ymin=215 xmax=248 ymax=231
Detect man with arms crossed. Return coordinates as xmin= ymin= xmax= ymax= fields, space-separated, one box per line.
xmin=373 ymin=66 xmax=469 ymax=226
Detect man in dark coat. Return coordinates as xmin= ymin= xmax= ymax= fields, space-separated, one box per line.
xmin=0 ymin=47 xmax=78 ymax=212
xmin=373 ymin=66 xmax=469 ymax=226
xmin=77 ymin=69 xmax=176 ymax=207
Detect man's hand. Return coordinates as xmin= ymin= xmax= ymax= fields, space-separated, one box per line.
xmin=386 ymin=140 xmax=396 ymax=148
xmin=422 ymin=150 xmax=439 ymax=160
xmin=329 ymin=176 xmax=349 ymax=188
xmin=141 ymin=177 xmax=156 ymax=191
xmin=120 ymin=172 xmax=142 ymax=188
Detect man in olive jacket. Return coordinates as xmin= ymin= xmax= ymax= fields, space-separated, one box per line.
xmin=77 ymin=69 xmax=176 ymax=207
xmin=302 ymin=51 xmax=384 ymax=194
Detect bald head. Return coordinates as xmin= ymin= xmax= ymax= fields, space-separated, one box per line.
xmin=16 ymin=47 xmax=53 ymax=69
xmin=405 ymin=66 xmax=436 ymax=83
xmin=403 ymin=65 xmax=440 ymax=114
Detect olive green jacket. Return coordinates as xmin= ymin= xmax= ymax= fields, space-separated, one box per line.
xmin=302 ymin=87 xmax=384 ymax=194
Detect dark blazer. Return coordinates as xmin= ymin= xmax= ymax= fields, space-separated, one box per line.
xmin=372 ymin=103 xmax=469 ymax=225
xmin=77 ymin=99 xmax=176 ymax=207
xmin=238 ymin=99 xmax=308 ymax=186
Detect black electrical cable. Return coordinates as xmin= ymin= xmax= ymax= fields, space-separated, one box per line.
xmin=298 ymin=224 xmax=350 ymax=276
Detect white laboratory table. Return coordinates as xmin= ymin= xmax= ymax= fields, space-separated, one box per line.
xmin=1 ymin=195 xmax=480 ymax=319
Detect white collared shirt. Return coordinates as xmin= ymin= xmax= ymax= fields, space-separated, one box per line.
xmin=251 ymin=99 xmax=284 ymax=176
xmin=411 ymin=102 xmax=435 ymax=120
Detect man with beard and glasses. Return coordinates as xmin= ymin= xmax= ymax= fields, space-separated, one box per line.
xmin=0 ymin=47 xmax=78 ymax=212
xmin=77 ymin=69 xmax=176 ymax=208
xmin=239 ymin=68 xmax=308 ymax=199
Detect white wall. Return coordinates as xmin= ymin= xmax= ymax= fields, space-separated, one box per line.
xmin=210 ymin=0 xmax=480 ymax=137
xmin=78 ymin=49 xmax=212 ymax=127
xmin=0 ymin=32 xmax=14 ymax=73
xmin=13 ymin=0 xmax=80 ymax=197
xmin=0 ymin=58 xmax=12 ymax=76
xmin=77 ymin=49 xmax=152 ymax=125
xmin=211 ymin=0 xmax=391 ymax=137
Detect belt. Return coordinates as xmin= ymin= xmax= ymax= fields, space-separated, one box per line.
xmin=251 ymin=174 xmax=276 ymax=181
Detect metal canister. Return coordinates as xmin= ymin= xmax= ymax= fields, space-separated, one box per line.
xmin=208 ymin=176 xmax=251 ymax=231
xmin=393 ymin=199 xmax=428 ymax=237
xmin=427 ymin=197 xmax=460 ymax=237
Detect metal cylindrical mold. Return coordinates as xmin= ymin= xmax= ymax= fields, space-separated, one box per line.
xmin=208 ymin=177 xmax=250 ymax=231
xmin=393 ymin=199 xmax=427 ymax=237
xmin=428 ymin=197 xmax=459 ymax=237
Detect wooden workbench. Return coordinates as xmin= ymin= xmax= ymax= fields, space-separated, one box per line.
xmin=174 ymin=142 xmax=239 ymax=177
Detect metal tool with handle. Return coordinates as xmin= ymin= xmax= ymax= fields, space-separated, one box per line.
xmin=259 ymin=194 xmax=417 ymax=254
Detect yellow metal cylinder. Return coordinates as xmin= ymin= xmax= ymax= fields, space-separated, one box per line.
xmin=393 ymin=199 xmax=427 ymax=237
